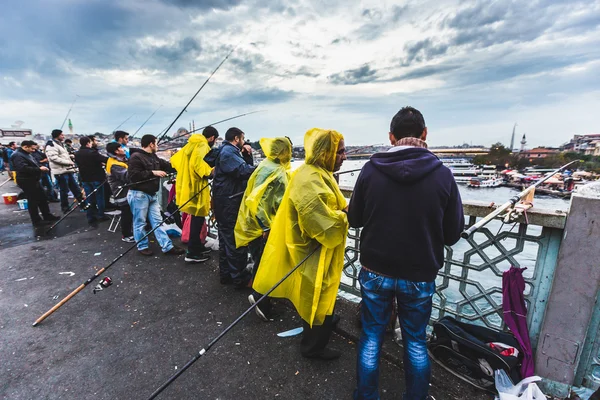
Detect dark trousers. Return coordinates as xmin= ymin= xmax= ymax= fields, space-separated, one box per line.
xmin=56 ymin=173 xmax=82 ymax=210
xmin=213 ymin=196 xmax=250 ymax=285
xmin=301 ymin=314 xmax=335 ymax=357
xmin=249 ymin=236 xmax=272 ymax=311
xmin=40 ymin=173 xmax=58 ymax=201
xmin=16 ymin=179 xmax=51 ymax=224
xmin=82 ymin=181 xmax=105 ymax=222
xmin=119 ymin=203 xmax=133 ymax=237
xmin=188 ymin=215 xmax=206 ymax=256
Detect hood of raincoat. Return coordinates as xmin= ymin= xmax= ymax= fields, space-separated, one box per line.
xmin=369 ymin=147 xmax=442 ymax=184
xmin=304 ymin=128 xmax=343 ymax=172
xmin=260 ymin=137 xmax=292 ymax=166
xmin=170 ymin=134 xmax=212 ymax=217
xmin=234 ymin=140 xmax=291 ymax=248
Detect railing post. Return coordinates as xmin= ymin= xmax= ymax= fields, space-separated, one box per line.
xmin=535 ymin=183 xmax=600 ymax=396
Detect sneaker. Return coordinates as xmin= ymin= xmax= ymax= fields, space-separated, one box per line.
xmin=138 ymin=248 xmax=154 ymax=256
xmin=302 ymin=348 xmax=341 ymax=361
xmin=43 ymin=214 xmax=60 ymax=221
xmin=165 ymin=246 xmax=185 ymax=256
xmin=184 ymin=252 xmax=209 ymax=263
xmin=121 ymin=236 xmax=136 ymax=243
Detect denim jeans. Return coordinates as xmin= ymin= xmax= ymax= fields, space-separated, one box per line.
xmin=82 ymin=181 xmax=105 ymax=222
xmin=56 ymin=172 xmax=82 ymax=210
xmin=354 ymin=268 xmax=435 ymax=400
xmin=127 ymin=189 xmax=173 ymax=253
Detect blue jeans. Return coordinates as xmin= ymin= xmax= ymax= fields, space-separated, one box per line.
xmin=127 ymin=190 xmax=173 ymax=253
xmin=82 ymin=181 xmax=105 ymax=222
xmin=354 ymin=268 xmax=435 ymax=400
xmin=56 ymin=173 xmax=82 ymax=210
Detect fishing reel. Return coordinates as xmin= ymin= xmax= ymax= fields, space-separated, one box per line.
xmin=166 ymin=173 xmax=177 ymax=184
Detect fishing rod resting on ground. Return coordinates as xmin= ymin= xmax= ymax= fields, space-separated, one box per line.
xmin=158 ymin=110 xmax=265 ymax=148
xmin=146 ymin=245 xmax=322 ymax=399
xmin=32 ymin=182 xmax=211 ymax=327
xmin=461 ymin=160 xmax=581 ymax=239
xmin=44 ymin=181 xmax=105 ymax=234
xmin=156 ymin=45 xmax=239 ymax=145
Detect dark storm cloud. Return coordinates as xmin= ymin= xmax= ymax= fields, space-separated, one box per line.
xmin=143 ymin=37 xmax=202 ymax=63
xmin=328 ymin=64 xmax=377 ymax=85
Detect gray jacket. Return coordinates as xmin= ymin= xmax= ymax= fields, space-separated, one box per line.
xmin=46 ymin=140 xmax=75 ymax=175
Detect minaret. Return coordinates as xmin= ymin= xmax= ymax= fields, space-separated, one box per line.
xmin=520 ymin=133 xmax=527 ymax=152
xmin=510 ymin=123 xmax=517 ymax=151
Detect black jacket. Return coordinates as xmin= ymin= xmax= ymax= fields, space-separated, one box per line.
xmin=106 ymin=156 xmax=129 ymax=205
xmin=348 ymin=147 xmax=464 ymax=282
xmin=209 ymin=142 xmax=255 ymax=197
xmin=11 ymin=148 xmax=42 ymax=181
xmin=128 ymin=150 xmax=174 ymax=195
xmin=75 ymin=147 xmax=108 ymax=182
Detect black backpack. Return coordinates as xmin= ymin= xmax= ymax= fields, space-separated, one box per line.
xmin=429 ymin=316 xmax=522 ymax=393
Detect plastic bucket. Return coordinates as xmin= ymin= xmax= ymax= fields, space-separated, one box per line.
xmin=17 ymin=199 xmax=28 ymax=210
xmin=2 ymin=193 xmax=18 ymax=205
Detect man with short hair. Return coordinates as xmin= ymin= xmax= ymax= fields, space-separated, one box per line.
xmin=75 ymin=136 xmax=109 ymax=227
xmin=46 ymin=129 xmax=85 ymax=212
xmin=349 ymin=107 xmax=464 ymax=400
xmin=206 ymin=127 xmax=256 ymax=287
xmin=64 ymin=139 xmax=75 ymax=155
xmin=114 ymin=130 xmax=130 ymax=159
xmin=11 ymin=141 xmax=59 ymax=226
xmin=105 ymin=142 xmax=134 ymax=242
xmin=253 ymin=128 xmax=348 ymax=360
xmin=127 ymin=134 xmax=184 ymax=256
xmin=31 ymin=143 xmax=59 ymax=202
xmin=171 ymin=126 xmax=219 ymax=263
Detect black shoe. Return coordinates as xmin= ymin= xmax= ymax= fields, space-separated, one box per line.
xmin=165 ymin=246 xmax=185 ymax=255
xmin=43 ymin=214 xmax=60 ymax=221
xmin=302 ymin=348 xmax=341 ymax=361
xmin=97 ymin=216 xmax=111 ymax=222
xmin=184 ymin=252 xmax=209 ymax=263
xmin=32 ymin=220 xmax=50 ymax=227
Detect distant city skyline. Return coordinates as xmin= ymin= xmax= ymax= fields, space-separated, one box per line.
xmin=1 ymin=1 xmax=599 ymax=149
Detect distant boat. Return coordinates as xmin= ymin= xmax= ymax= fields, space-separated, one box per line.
xmin=468 ymin=176 xmax=503 ymax=188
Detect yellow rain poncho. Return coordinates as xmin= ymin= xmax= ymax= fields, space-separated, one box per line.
xmin=170 ymin=134 xmax=212 ymax=217
xmin=234 ymin=137 xmax=292 ymax=247
xmin=253 ymin=128 xmax=349 ymax=326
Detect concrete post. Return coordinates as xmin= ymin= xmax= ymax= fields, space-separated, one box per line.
xmin=535 ymin=182 xmax=600 ymax=396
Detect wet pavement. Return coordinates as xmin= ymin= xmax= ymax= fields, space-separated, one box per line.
xmin=0 ymin=180 xmax=490 ymax=400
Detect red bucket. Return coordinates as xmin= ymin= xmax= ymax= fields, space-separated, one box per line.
xmin=2 ymin=193 xmax=18 ymax=205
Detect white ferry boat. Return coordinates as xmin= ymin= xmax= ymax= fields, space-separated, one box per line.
xmin=467 ymin=176 xmax=504 ymax=188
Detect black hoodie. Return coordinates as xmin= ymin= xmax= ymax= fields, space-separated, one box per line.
xmin=347 ymin=147 xmax=464 ymax=282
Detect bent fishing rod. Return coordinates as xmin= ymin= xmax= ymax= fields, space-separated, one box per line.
xmin=147 ymin=245 xmax=321 ymax=399
xmin=45 ymin=181 xmax=106 ymax=234
xmin=134 ymin=105 xmax=163 ymax=137
xmin=158 ymin=110 xmax=265 ymax=148
xmin=32 ymin=182 xmax=211 ymax=327
xmin=461 ymin=159 xmax=581 ymax=238
xmin=156 ymin=45 xmax=239 ymax=145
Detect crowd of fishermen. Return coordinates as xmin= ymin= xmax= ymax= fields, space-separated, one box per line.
xmin=8 ymin=106 xmax=465 ymax=400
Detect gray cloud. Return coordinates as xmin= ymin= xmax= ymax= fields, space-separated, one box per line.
xmin=228 ymin=88 xmax=296 ymax=105
xmin=386 ymin=65 xmax=461 ymax=82
xmin=328 ymin=64 xmax=377 ymax=85
xmin=157 ymin=0 xmax=244 ymax=10
xmin=402 ymin=39 xmax=449 ymax=66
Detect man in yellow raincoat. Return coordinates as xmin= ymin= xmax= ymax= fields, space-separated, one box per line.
xmin=253 ymin=128 xmax=348 ymax=360
xmin=170 ymin=126 xmax=219 ymax=263
xmin=234 ymin=137 xmax=293 ymax=321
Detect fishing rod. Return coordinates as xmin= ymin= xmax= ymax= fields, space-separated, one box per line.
xmin=158 ymin=110 xmax=265 ymax=148
xmin=461 ymin=160 xmax=581 ymax=239
xmin=113 ymin=173 xmax=177 ymax=198
xmin=32 ymin=182 xmax=211 ymax=327
xmin=146 ymin=245 xmax=321 ymax=399
xmin=156 ymin=45 xmax=239 ymax=145
xmin=60 ymin=95 xmax=80 ymax=130
xmin=113 ymin=113 xmax=136 ymax=133
xmin=45 ymin=181 xmax=104 ymax=234
xmin=133 ymin=105 xmax=162 ymax=137
xmin=0 ymin=177 xmax=12 ymax=188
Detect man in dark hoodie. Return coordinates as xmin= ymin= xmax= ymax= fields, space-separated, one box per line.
xmin=127 ymin=134 xmax=184 ymax=256
xmin=348 ymin=107 xmax=464 ymax=400
xmin=75 ymin=136 xmax=109 ymax=227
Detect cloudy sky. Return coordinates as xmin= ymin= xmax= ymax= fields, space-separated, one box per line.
xmin=1 ymin=0 xmax=599 ymax=148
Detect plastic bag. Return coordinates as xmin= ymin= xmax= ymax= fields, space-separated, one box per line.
xmin=495 ymin=370 xmax=545 ymax=400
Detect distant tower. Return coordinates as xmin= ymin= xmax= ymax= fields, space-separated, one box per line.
xmin=520 ymin=133 xmax=527 ymax=152
xmin=510 ymin=123 xmax=517 ymax=151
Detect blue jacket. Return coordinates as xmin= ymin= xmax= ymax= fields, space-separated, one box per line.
xmin=348 ymin=147 xmax=464 ymax=282
xmin=209 ymin=141 xmax=255 ymax=197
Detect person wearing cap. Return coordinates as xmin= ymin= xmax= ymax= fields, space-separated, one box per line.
xmin=170 ymin=126 xmax=219 ymax=263
xmin=45 ymin=129 xmax=85 ymax=212
xmin=11 ymin=140 xmax=60 ymax=226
